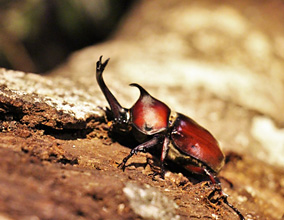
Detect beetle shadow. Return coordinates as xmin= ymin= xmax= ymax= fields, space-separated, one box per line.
xmin=164 ymin=160 xmax=213 ymax=184
xmin=109 ymin=131 xmax=140 ymax=149
xmin=122 ymin=162 xmax=149 ymax=170
xmin=108 ymin=130 xmax=154 ymax=170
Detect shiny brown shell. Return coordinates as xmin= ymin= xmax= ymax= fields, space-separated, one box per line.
xmin=171 ymin=113 xmax=225 ymax=173
xmin=130 ymin=83 xmax=171 ymax=135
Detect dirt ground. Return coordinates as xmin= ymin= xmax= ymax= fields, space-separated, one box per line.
xmin=0 ymin=111 xmax=283 ymax=220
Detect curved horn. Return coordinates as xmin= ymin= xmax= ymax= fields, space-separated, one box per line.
xmin=96 ymin=56 xmax=126 ymax=119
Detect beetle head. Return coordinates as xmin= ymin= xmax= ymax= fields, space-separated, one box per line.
xmin=110 ymin=107 xmax=132 ymax=134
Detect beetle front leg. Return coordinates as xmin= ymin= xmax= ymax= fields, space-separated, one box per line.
xmin=118 ymin=135 xmax=162 ymax=171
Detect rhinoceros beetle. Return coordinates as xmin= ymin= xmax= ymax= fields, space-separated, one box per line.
xmin=96 ymin=56 xmax=244 ymax=220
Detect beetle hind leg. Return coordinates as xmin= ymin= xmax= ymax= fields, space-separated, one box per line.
xmin=208 ymin=185 xmax=245 ymax=220
xmin=206 ymin=175 xmax=245 ymax=220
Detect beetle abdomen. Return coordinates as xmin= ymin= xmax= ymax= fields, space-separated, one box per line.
xmin=171 ymin=113 xmax=225 ymax=173
xmin=130 ymin=83 xmax=171 ymax=135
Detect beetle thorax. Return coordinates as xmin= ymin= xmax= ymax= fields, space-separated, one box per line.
xmin=141 ymin=96 xmax=159 ymax=128
xmin=141 ymin=93 xmax=154 ymax=105
xmin=130 ymin=85 xmax=171 ymax=135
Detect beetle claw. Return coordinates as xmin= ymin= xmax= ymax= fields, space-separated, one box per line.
xmin=118 ymin=152 xmax=133 ymax=171
xmin=117 ymin=161 xmax=126 ymax=171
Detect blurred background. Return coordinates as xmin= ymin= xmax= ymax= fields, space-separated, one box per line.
xmin=0 ymin=0 xmax=136 ymax=73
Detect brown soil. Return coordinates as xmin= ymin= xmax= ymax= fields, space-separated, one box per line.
xmin=0 ymin=113 xmax=283 ymax=220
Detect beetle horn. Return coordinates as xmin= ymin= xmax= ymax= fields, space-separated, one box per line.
xmin=96 ymin=56 xmax=127 ymax=119
xmin=129 ymin=83 xmax=150 ymax=96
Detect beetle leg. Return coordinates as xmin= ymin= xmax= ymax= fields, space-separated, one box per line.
xmin=222 ymin=195 xmax=245 ymax=220
xmin=204 ymin=168 xmax=219 ymax=185
xmin=219 ymin=176 xmax=234 ymax=188
xmin=118 ymin=135 xmax=162 ymax=171
xmin=205 ymin=170 xmax=245 ymax=220
xmin=159 ymin=136 xmax=170 ymax=178
xmin=208 ymin=184 xmax=245 ymax=220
